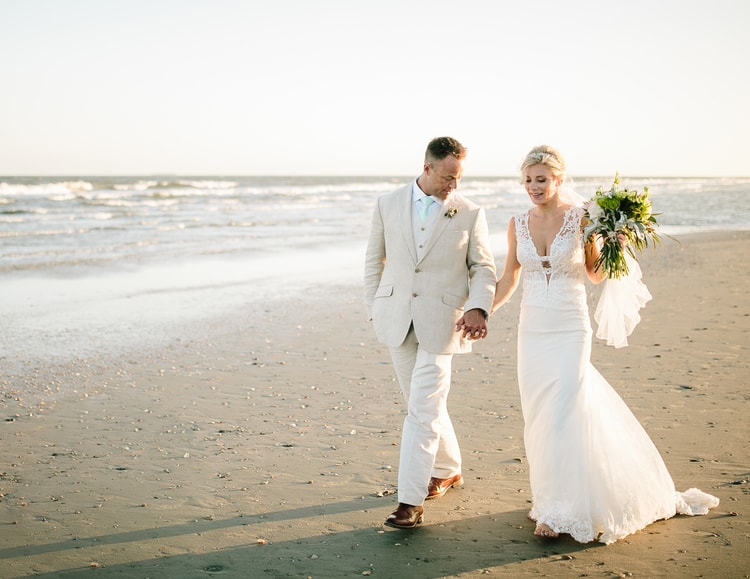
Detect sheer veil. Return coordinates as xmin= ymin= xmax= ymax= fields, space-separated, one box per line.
xmin=559 ymin=176 xmax=588 ymax=208
xmin=561 ymin=176 xmax=652 ymax=348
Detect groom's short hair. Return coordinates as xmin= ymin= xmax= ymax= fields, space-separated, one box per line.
xmin=425 ymin=137 xmax=467 ymax=164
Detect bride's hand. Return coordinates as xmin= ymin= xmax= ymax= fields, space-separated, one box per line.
xmin=455 ymin=309 xmax=488 ymax=340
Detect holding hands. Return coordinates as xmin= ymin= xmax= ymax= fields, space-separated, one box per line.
xmin=455 ymin=308 xmax=488 ymax=340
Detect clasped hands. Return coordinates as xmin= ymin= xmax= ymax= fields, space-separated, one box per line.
xmin=455 ymin=308 xmax=488 ymax=341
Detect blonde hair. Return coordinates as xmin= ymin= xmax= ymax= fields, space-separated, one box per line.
xmin=520 ymin=145 xmax=566 ymax=180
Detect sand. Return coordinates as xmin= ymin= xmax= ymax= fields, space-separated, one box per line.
xmin=1 ymin=231 xmax=748 ymax=578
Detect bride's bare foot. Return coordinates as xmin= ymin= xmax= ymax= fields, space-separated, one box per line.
xmin=527 ymin=511 xmax=535 ymax=521
xmin=534 ymin=523 xmax=559 ymax=538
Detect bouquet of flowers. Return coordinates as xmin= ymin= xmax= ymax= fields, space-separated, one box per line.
xmin=584 ymin=173 xmax=660 ymax=278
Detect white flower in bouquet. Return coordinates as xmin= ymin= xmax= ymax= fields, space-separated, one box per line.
xmin=586 ymin=200 xmax=604 ymax=221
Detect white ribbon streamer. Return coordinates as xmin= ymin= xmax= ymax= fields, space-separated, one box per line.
xmin=594 ymin=253 xmax=652 ymax=348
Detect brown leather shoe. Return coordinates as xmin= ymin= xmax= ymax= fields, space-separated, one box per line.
xmin=426 ymin=474 xmax=464 ymax=500
xmin=384 ymin=503 xmax=424 ymax=529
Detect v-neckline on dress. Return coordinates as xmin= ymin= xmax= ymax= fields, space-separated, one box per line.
xmin=528 ymin=207 xmax=571 ymax=260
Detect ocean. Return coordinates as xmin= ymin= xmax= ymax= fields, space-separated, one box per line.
xmin=1 ymin=175 xmax=748 ymax=365
xmin=2 ymin=175 xmax=748 ymax=273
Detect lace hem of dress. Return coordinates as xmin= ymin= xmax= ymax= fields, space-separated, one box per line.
xmin=529 ymin=508 xmax=598 ymax=543
xmin=530 ymin=508 xmax=663 ymax=545
xmin=530 ymin=488 xmax=719 ymax=544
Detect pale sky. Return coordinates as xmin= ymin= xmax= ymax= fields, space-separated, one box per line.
xmin=2 ymin=0 xmax=748 ymax=177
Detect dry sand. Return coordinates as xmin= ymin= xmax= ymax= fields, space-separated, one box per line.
xmin=1 ymin=231 xmax=748 ymax=578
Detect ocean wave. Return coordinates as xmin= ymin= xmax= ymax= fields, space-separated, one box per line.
xmin=0 ymin=215 xmax=26 ymax=224
xmin=176 ymin=179 xmax=239 ymax=189
xmin=0 ymin=227 xmax=80 ymax=238
xmin=0 ymin=180 xmax=94 ymax=196
xmin=112 ymin=180 xmax=160 ymax=191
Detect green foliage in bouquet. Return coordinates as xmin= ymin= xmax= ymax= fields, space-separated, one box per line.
xmin=583 ymin=173 xmax=660 ymax=278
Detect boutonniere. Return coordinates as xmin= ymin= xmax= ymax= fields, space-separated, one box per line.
xmin=444 ymin=207 xmax=459 ymax=219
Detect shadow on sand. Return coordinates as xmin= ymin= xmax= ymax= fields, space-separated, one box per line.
xmin=5 ymin=495 xmax=600 ymax=578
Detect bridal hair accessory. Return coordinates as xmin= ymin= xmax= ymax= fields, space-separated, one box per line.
xmin=585 ymin=174 xmax=660 ymax=348
xmin=530 ymin=151 xmax=554 ymax=164
xmin=444 ymin=208 xmax=459 ymax=218
xmin=527 ymin=149 xmax=565 ymax=171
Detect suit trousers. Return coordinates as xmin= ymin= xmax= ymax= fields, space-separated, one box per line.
xmin=389 ymin=325 xmax=462 ymax=506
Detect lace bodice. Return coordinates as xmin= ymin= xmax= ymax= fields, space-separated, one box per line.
xmin=515 ymin=206 xmax=587 ymax=306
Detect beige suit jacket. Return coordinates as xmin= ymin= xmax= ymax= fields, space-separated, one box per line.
xmin=364 ymin=183 xmax=496 ymax=354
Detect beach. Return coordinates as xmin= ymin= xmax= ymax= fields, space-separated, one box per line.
xmin=1 ymin=230 xmax=749 ymax=578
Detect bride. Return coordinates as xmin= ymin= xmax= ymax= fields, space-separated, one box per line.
xmin=490 ymin=145 xmax=719 ymax=544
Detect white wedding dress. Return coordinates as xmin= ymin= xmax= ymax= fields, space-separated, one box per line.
xmin=514 ymin=206 xmax=718 ymax=544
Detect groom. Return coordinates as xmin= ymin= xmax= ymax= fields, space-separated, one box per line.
xmin=364 ymin=136 xmax=496 ymax=528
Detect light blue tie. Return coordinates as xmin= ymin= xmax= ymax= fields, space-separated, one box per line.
xmin=418 ymin=196 xmax=435 ymax=222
